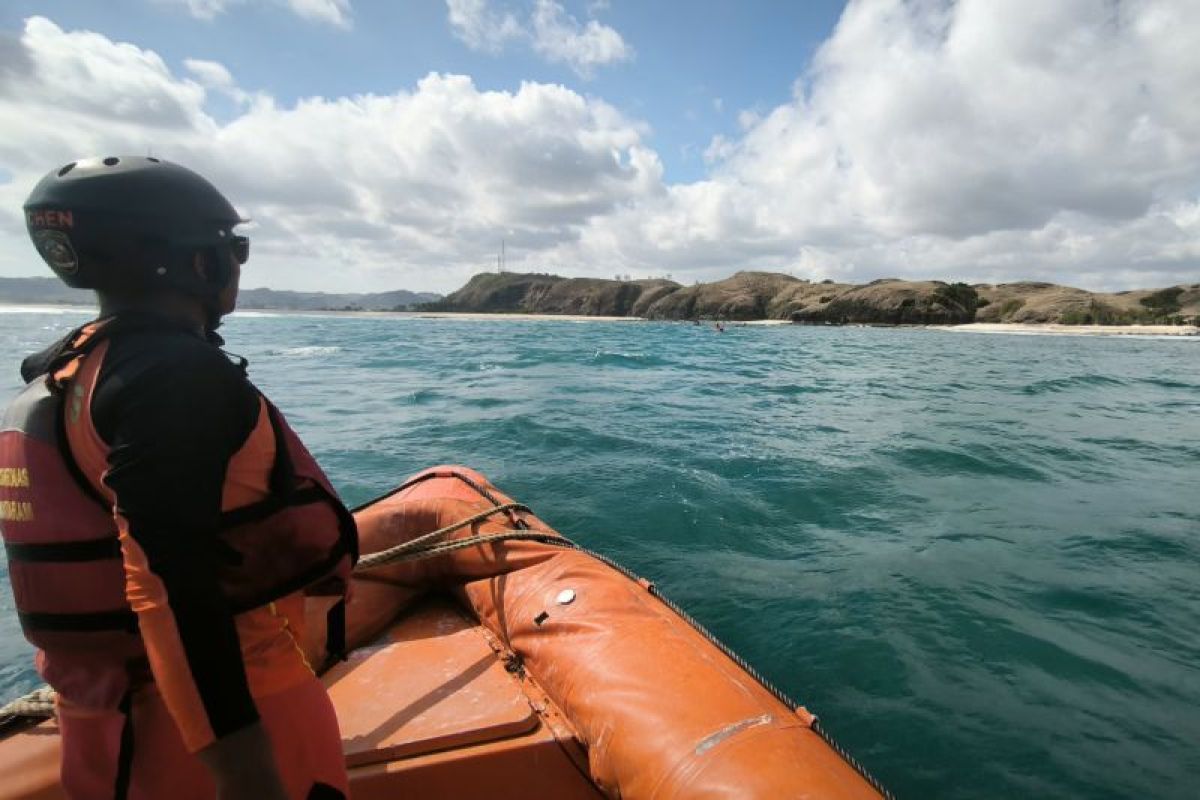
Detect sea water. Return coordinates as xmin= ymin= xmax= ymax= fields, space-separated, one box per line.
xmin=0 ymin=308 xmax=1197 ymax=799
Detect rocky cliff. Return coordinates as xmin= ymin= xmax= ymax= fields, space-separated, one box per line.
xmin=787 ymin=279 xmax=982 ymax=324
xmin=427 ymin=271 xmax=1200 ymax=325
xmin=641 ymin=272 xmax=800 ymax=320
xmin=424 ymin=273 xmax=679 ymax=316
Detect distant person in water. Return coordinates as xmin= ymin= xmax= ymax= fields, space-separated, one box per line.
xmin=1 ymin=157 xmax=358 ymax=799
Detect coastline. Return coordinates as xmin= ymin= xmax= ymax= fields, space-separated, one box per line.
xmin=936 ymin=322 xmax=1200 ymax=337
xmin=2 ymin=303 xmax=1197 ymax=336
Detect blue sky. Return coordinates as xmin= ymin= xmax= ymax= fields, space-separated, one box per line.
xmin=1 ymin=0 xmax=844 ymax=184
xmin=1 ymin=1 xmax=1197 ymax=293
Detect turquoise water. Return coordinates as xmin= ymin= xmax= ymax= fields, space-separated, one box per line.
xmin=1 ymin=307 xmax=1197 ymax=798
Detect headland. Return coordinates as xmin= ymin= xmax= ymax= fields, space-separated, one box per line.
xmin=3 ymin=272 xmax=1198 ymax=335
xmin=423 ymin=271 xmax=1200 ymax=330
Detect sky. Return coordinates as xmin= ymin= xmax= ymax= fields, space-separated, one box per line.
xmin=0 ymin=1 xmax=1197 ymax=294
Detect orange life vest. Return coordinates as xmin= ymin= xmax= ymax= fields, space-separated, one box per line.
xmin=0 ymin=318 xmax=357 ymax=709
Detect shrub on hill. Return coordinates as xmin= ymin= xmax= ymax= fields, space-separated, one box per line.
xmin=1138 ymin=287 xmax=1184 ymax=315
xmin=1061 ymin=297 xmax=1192 ymax=325
xmin=932 ymin=282 xmax=982 ymax=314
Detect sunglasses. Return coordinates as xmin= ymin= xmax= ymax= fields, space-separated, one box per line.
xmin=230 ymin=234 xmax=250 ymax=265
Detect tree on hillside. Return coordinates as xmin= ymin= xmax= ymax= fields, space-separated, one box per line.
xmin=933 ymin=282 xmax=981 ymax=312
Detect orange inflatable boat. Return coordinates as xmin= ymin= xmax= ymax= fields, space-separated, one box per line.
xmin=0 ymin=466 xmax=889 ymax=799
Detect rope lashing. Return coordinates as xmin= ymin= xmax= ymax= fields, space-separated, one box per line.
xmin=0 ymin=686 xmax=56 ymax=730
xmin=356 ymin=529 xmax=571 ymax=569
xmin=353 ymin=502 xmax=552 ymax=570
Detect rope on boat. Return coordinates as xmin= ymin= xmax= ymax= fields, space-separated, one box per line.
xmin=357 ymin=529 xmax=570 ymax=568
xmin=354 ymin=502 xmax=537 ymax=569
xmin=0 ymin=685 xmax=54 ymax=717
xmin=0 ymin=686 xmax=56 ymax=731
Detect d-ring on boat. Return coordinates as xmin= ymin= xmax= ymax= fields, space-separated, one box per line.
xmin=0 ymin=466 xmax=889 ymax=799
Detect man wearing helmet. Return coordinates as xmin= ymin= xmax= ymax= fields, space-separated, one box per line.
xmin=0 ymin=157 xmax=357 ymax=799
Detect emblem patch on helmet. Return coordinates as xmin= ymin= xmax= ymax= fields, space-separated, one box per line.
xmin=32 ymin=230 xmax=79 ymax=276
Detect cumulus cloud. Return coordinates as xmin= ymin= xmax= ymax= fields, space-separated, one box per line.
xmin=157 ymin=0 xmax=352 ymax=28
xmin=0 ymin=16 xmax=655 ymax=291
xmin=284 ymin=0 xmax=352 ymax=28
xmin=183 ymin=58 xmax=233 ymax=88
xmin=162 ymin=0 xmax=234 ymax=20
xmin=3 ymin=2 xmax=1199 ymax=293
xmin=184 ymin=57 xmax=252 ymax=105
xmin=446 ymin=0 xmax=633 ymax=77
xmin=552 ymin=0 xmax=1200 ymax=288
xmin=446 ymin=0 xmax=523 ymax=53
xmin=0 ymin=17 xmax=208 ymax=149
xmin=529 ymin=0 xmax=633 ymax=76
xmin=0 ymin=30 xmax=34 ymax=89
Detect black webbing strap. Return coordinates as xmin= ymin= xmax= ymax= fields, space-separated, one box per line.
xmin=307 ymin=782 xmax=346 ymax=799
xmin=218 ymin=486 xmax=326 ymax=529
xmin=18 ymin=609 xmax=138 ymax=633
xmin=324 ymin=598 xmax=347 ymax=668
xmin=263 ymin=402 xmax=297 ymax=497
xmin=113 ymin=690 xmax=134 ymax=800
xmin=5 ymin=538 xmax=121 ymax=562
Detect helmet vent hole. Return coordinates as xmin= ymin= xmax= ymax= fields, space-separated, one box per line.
xmin=57 ymin=162 xmax=76 ymax=177
xmin=146 ymin=157 xmax=160 ymax=163
xmin=103 ymin=157 xmax=120 ymax=166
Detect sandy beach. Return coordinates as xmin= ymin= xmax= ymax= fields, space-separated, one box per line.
xmin=937 ymin=322 xmax=1199 ymax=337
xmin=415 ymin=314 xmax=793 ymax=325
xmin=247 ymin=310 xmax=787 ymax=324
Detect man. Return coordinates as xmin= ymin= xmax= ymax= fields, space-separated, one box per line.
xmin=0 ymin=156 xmax=357 ymax=799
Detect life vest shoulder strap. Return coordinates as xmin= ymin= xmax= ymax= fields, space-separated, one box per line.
xmin=2 ymin=377 xmax=58 ymax=440
xmin=2 ymin=371 xmax=112 ymax=514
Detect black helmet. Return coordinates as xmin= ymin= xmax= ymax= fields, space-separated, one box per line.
xmin=23 ymin=156 xmax=248 ymax=296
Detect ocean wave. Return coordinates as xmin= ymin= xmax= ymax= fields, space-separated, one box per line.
xmin=1077 ymin=436 xmax=1200 ymax=463
xmin=889 ymin=444 xmax=1048 ymax=481
xmin=1021 ymin=374 xmax=1126 ymax=394
xmin=762 ymin=382 xmax=829 ymax=396
xmin=1137 ymin=377 xmax=1198 ymax=390
xmin=590 ymin=349 xmax=666 ymax=367
xmin=460 ymin=396 xmax=510 ymax=409
xmin=407 ymin=388 xmax=439 ymax=405
xmin=1059 ymin=530 xmax=1196 ymax=564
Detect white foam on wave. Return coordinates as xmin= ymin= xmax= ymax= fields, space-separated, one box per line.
xmin=593 ymin=349 xmax=650 ymax=360
xmin=268 ymin=345 xmax=343 ymax=357
xmin=0 ymin=304 xmax=93 ymax=315
xmin=230 ymin=310 xmax=286 ymax=319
